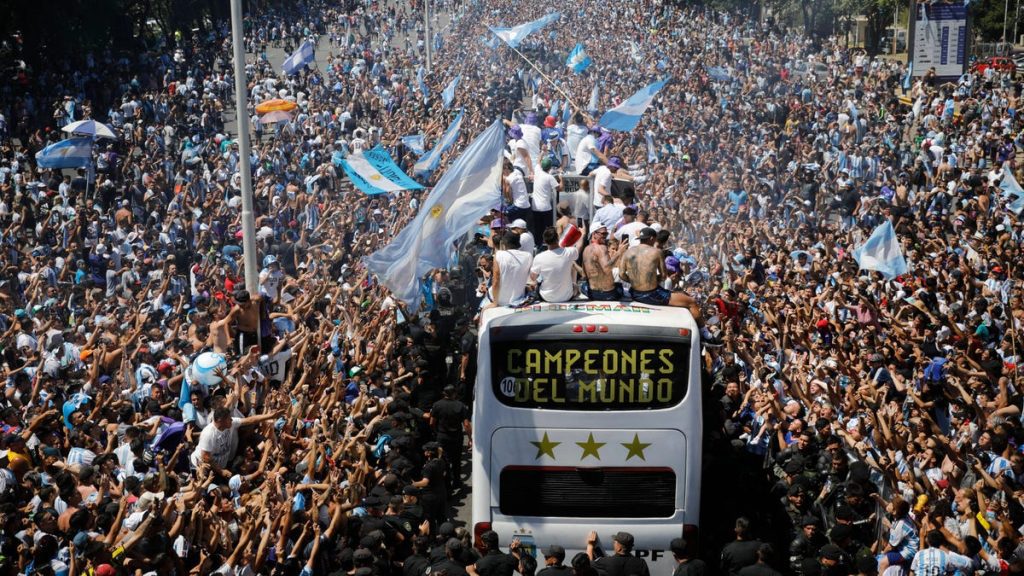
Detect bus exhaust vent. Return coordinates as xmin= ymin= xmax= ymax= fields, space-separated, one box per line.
xmin=499 ymin=466 xmax=676 ymax=518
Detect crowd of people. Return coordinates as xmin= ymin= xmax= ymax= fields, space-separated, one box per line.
xmin=0 ymin=0 xmax=1022 ymax=574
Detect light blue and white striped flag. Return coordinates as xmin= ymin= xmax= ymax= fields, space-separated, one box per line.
xmin=599 ymin=78 xmax=670 ymax=132
xmin=401 ymin=135 xmax=426 ymax=156
xmin=566 ymin=43 xmax=593 ymax=74
xmin=588 ymin=83 xmax=599 ymax=113
xmin=903 ymin=60 xmax=914 ymax=91
xmin=414 ymin=110 xmax=464 ymax=178
xmin=488 ymin=12 xmax=561 ymax=48
xmin=645 ymin=131 xmax=658 ymax=164
xmin=340 ymin=145 xmax=425 ymax=195
xmin=562 ymin=101 xmax=572 ymax=124
xmin=442 ymin=75 xmax=461 ymax=110
xmin=550 ymin=100 xmax=561 ymax=120
xmin=35 ymin=138 xmax=93 ymax=169
xmin=417 ymin=66 xmax=430 ymax=103
xmin=282 ymin=40 xmax=315 ymax=75
xmin=852 ymin=220 xmax=908 ymax=279
xmin=364 ymin=120 xmax=506 ymax=310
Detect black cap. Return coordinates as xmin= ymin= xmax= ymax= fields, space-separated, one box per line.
xmin=543 ymin=544 xmax=565 ymax=561
xmin=801 ymin=515 xmax=819 ymax=527
xmin=481 ymin=530 xmax=499 ymax=547
xmin=361 ymin=496 xmax=384 ymax=509
xmin=669 ymin=538 xmax=687 ymax=557
xmin=438 ymin=522 xmax=456 ymax=536
xmin=784 ymin=458 xmax=804 ymax=475
xmin=353 ymin=548 xmax=374 ymax=561
xmin=638 ymin=227 xmax=657 ymax=241
xmin=423 ymin=441 xmax=440 ymax=452
xmin=402 ymin=485 xmax=421 ymax=496
xmin=446 ymin=537 xmax=463 ymax=552
xmin=819 ymin=543 xmax=844 ymax=562
xmin=830 ymin=523 xmax=854 ymax=542
xmin=443 ymin=385 xmax=457 ymax=396
xmin=611 ymin=532 xmax=634 ymax=549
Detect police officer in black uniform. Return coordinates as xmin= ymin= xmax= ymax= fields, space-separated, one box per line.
xmin=470 ymin=531 xmax=518 ymax=576
xmin=412 ymin=442 xmax=447 ymax=528
xmin=588 ymin=531 xmax=650 ymax=576
xmin=537 ymin=545 xmax=571 ymax=576
xmin=429 ymin=538 xmax=470 ymax=576
xmin=430 ymin=385 xmax=471 ymax=492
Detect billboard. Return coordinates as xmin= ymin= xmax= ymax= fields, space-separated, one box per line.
xmin=909 ymin=0 xmax=968 ymax=79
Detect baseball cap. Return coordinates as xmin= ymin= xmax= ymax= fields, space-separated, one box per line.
xmin=543 ymin=544 xmax=566 ymax=560
xmin=589 ymin=223 xmax=607 ymax=238
xmin=638 ymin=227 xmax=657 ymax=241
xmin=510 ymin=219 xmax=528 ymax=230
xmin=611 ymin=531 xmax=634 ymax=548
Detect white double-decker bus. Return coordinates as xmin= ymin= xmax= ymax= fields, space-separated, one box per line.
xmin=471 ymin=302 xmax=702 ymax=572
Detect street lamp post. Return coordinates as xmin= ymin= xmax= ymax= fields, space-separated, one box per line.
xmin=425 ymin=0 xmax=432 ymax=72
xmin=229 ymin=0 xmax=260 ymax=299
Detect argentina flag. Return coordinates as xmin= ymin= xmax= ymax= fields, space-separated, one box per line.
xmin=282 ymin=40 xmax=315 ymax=75
xmin=414 ymin=110 xmax=464 ymax=178
xmin=999 ymin=164 xmax=1024 ymax=214
xmin=599 ymin=78 xmax=670 ymax=132
xmin=488 ymin=12 xmax=561 ymax=48
xmin=566 ymin=43 xmax=593 ymax=74
xmin=401 ymin=135 xmax=426 ymax=156
xmin=35 ymin=138 xmax=93 ymax=169
xmin=852 ymin=220 xmax=908 ymax=279
xmin=442 ymin=75 xmax=461 ymax=110
xmin=417 ymin=66 xmax=430 ymax=103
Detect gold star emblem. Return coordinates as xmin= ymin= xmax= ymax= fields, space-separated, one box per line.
xmin=621 ymin=434 xmax=651 ymax=461
xmin=530 ymin=432 xmax=560 ymax=459
xmin=576 ymin=433 xmax=606 ymax=460
xmin=430 ymin=205 xmax=444 ymax=218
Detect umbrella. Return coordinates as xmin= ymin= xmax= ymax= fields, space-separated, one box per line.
xmin=61 ymin=119 xmax=116 ymax=140
xmin=259 ymin=110 xmax=293 ymax=125
xmin=255 ymin=99 xmax=298 ymax=114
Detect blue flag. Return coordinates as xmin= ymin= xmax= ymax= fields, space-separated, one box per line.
xmin=340 ymin=146 xmax=425 ymax=195
xmin=599 ymin=78 xmax=670 ymax=132
xmin=903 ymin=60 xmax=914 ymax=90
xmin=401 ymin=135 xmax=426 ymax=156
xmin=489 ymin=12 xmax=561 ymax=48
xmin=562 ymin=101 xmax=572 ymax=124
xmin=442 ymin=75 xmax=461 ymax=110
xmin=282 ymin=40 xmax=315 ymax=75
xmin=566 ymin=43 xmax=593 ymax=74
xmin=417 ymin=66 xmax=430 ymax=104
xmin=364 ymin=120 xmax=506 ymax=310
xmin=707 ymin=66 xmax=730 ymax=82
xmin=588 ymin=83 xmax=599 ymax=113
xmin=550 ymin=100 xmax=561 ymax=120
xmin=414 ymin=111 xmax=464 ymax=178
xmin=852 ymin=220 xmax=908 ymax=279
xmin=35 ymin=138 xmax=93 ymax=169
xmin=645 ymin=131 xmax=658 ymax=164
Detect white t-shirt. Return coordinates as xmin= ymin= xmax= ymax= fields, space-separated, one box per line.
xmin=493 ymin=249 xmax=533 ymax=306
xmin=506 ymin=170 xmax=530 ymax=209
xmin=190 ymin=418 xmax=242 ymax=469
xmin=592 ymin=166 xmax=613 ymax=207
xmin=519 ymin=231 xmax=536 ymax=255
xmin=510 ymin=139 xmax=530 ymax=173
xmin=566 ymin=124 xmax=588 ymax=163
xmin=616 ymin=221 xmax=646 ymax=246
xmin=520 ymin=124 xmax=542 ymax=166
xmin=531 ymin=247 xmax=579 ymax=302
xmin=574 ymin=134 xmax=599 ymax=173
xmin=532 ymin=170 xmax=557 ymax=212
xmin=259 ymin=348 xmax=293 ymax=384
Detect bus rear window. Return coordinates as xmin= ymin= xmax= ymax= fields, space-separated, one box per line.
xmin=490 ymin=340 xmax=689 ymax=410
xmin=499 ymin=466 xmax=676 ymax=518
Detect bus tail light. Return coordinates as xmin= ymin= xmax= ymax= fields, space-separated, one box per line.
xmin=473 ymin=522 xmax=492 ymax=552
xmin=678 ymin=329 xmax=691 ymax=337
xmin=572 ymin=325 xmax=583 ymax=333
xmin=682 ymin=524 xmax=699 ymax=555
xmin=585 ymin=324 xmax=596 ymax=332
xmin=598 ymin=325 xmax=608 ymax=332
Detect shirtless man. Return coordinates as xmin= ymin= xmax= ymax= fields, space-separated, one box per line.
xmin=582 ymin=223 xmax=626 ymax=300
xmin=621 ymin=228 xmax=719 ymax=344
xmin=228 ymin=289 xmax=262 ymax=353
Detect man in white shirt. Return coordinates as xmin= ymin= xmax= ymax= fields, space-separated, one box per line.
xmin=566 ymin=114 xmax=588 ymax=166
xmin=530 ymin=226 xmax=582 ymax=302
xmin=591 ymin=161 xmax=613 ymax=208
xmin=510 ymin=219 xmax=535 ymax=254
xmin=507 ymin=125 xmax=534 ymax=178
xmin=531 ymin=158 xmax=560 ymax=243
xmin=190 ymin=407 xmax=280 ymax=474
xmin=520 ymin=112 xmax=543 ymax=166
xmin=615 ymin=207 xmax=646 ymax=246
xmin=486 ymin=230 xmax=533 ymax=308
xmin=503 ymin=161 xmax=532 ymax=224
xmin=592 ymin=194 xmax=625 ymax=233
xmin=574 ymin=125 xmax=607 ymax=175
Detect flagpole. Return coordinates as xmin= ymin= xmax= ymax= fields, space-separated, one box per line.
xmin=503 ymin=43 xmax=585 ymax=114
xmin=230 ymin=0 xmax=261 ymax=306
xmin=425 ymin=0 xmax=432 ymax=72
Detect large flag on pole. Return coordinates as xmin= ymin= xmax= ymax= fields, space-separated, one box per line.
xmin=282 ymin=40 xmax=315 ymax=75
xmin=442 ymin=75 xmax=461 ymax=110
xmin=340 ymin=146 xmax=425 ymax=195
xmin=599 ymin=78 xmax=670 ymax=132
xmin=566 ymin=43 xmax=593 ymax=74
xmin=414 ymin=111 xmax=465 ymax=178
xmin=488 ymin=12 xmax=561 ymax=48
xmin=364 ymin=120 xmax=506 ymax=310
xmin=852 ymin=220 xmax=908 ymax=279
xmin=35 ymin=138 xmax=93 ymax=169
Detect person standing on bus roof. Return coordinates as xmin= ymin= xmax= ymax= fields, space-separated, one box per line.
xmin=586 ymin=531 xmax=650 ymax=576
xmin=583 ymin=223 xmax=626 ymax=301
xmin=530 ymin=226 xmax=582 ymax=303
xmin=429 ymin=385 xmax=471 ymax=492
xmin=485 ymin=230 xmax=533 ymax=308
xmin=469 ymin=531 xmax=519 ymax=576
xmin=621 ymin=228 xmax=720 ymax=345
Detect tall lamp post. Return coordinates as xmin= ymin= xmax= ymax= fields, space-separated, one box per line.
xmin=425 ymin=0 xmax=432 ymax=71
xmin=229 ymin=0 xmax=260 ymax=299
